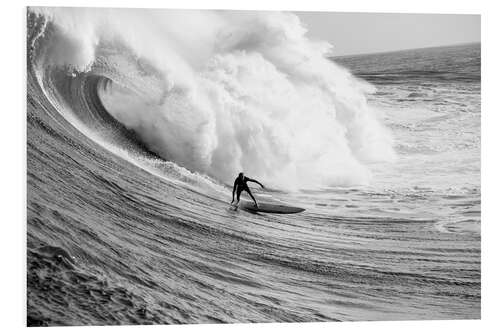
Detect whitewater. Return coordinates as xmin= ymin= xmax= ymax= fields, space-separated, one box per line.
xmin=27 ymin=7 xmax=480 ymax=326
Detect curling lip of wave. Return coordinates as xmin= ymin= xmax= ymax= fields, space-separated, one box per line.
xmin=29 ymin=7 xmax=396 ymax=190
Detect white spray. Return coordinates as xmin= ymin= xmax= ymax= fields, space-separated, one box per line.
xmin=31 ymin=7 xmax=396 ymax=190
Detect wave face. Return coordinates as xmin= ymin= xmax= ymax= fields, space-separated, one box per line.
xmin=29 ymin=7 xmax=395 ymax=190
xmin=27 ymin=8 xmax=480 ymax=326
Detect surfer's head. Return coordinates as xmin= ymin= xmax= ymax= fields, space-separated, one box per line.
xmin=238 ymin=172 xmax=244 ymax=179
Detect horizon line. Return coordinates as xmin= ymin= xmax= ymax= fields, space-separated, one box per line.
xmin=331 ymin=41 xmax=480 ymax=58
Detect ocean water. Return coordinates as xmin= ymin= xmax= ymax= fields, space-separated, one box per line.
xmin=27 ymin=8 xmax=480 ymax=326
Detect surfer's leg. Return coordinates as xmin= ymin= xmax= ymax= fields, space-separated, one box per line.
xmin=236 ymin=187 xmax=242 ymax=205
xmin=245 ymin=188 xmax=259 ymax=207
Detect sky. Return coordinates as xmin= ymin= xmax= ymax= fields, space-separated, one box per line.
xmin=295 ymin=12 xmax=480 ymax=56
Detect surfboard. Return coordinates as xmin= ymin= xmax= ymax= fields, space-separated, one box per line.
xmin=239 ymin=201 xmax=305 ymax=214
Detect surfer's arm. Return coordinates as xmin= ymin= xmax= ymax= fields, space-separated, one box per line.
xmin=248 ymin=178 xmax=265 ymax=188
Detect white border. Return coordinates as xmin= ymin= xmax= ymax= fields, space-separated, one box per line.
xmin=2 ymin=0 xmax=498 ymax=332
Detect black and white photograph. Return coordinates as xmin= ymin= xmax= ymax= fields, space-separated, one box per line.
xmin=25 ymin=5 xmax=481 ymax=327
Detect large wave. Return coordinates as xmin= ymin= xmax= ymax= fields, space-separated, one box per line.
xmin=29 ymin=7 xmax=396 ymax=190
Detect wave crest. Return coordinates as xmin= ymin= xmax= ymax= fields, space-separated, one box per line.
xmin=29 ymin=7 xmax=396 ymax=190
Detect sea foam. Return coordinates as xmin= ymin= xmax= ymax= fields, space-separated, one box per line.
xmin=30 ymin=7 xmax=396 ymax=190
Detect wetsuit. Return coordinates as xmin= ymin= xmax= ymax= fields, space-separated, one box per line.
xmin=232 ymin=176 xmax=263 ymax=205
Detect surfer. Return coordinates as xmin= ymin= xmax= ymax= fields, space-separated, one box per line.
xmin=231 ymin=172 xmax=265 ymax=208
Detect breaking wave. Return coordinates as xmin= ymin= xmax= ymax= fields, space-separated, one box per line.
xmin=29 ymin=7 xmax=395 ymax=190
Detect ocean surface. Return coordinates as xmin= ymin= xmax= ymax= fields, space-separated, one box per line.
xmin=27 ymin=8 xmax=480 ymax=326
